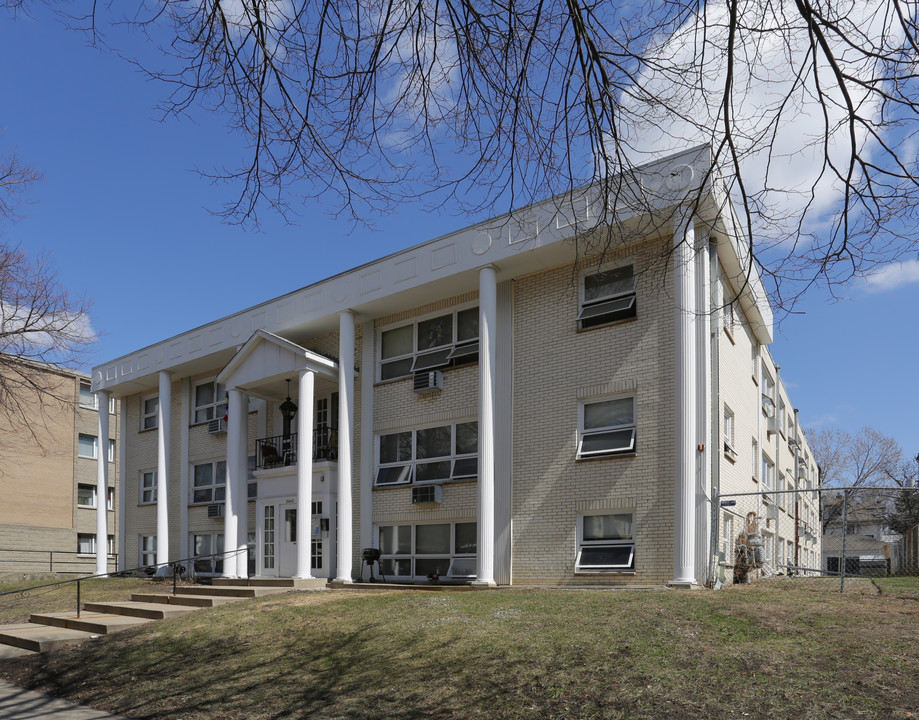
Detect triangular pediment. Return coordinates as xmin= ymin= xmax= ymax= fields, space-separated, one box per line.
xmin=217 ymin=329 xmax=338 ymax=390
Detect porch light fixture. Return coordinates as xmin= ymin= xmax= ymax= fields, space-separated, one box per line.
xmin=280 ymin=379 xmax=298 ymax=442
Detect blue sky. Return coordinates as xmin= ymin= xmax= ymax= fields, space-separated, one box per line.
xmin=1 ymin=8 xmax=916 ymax=457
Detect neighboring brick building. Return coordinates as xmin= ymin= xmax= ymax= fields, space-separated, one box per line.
xmin=0 ymin=361 xmax=119 ymax=577
xmin=91 ymin=146 xmax=817 ymax=587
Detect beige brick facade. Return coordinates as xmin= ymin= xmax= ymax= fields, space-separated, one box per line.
xmin=0 ymin=362 xmax=119 ymax=576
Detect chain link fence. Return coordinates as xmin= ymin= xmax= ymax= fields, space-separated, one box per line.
xmin=713 ymin=485 xmax=919 ymax=598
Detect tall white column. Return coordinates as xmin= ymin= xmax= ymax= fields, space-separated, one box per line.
xmin=95 ymin=390 xmax=110 ymax=576
xmin=672 ymin=210 xmax=698 ymax=587
xmin=295 ymin=369 xmax=315 ymax=579
xmin=157 ymin=372 xmax=172 ymax=568
xmin=694 ymin=238 xmax=712 ymax=585
xmin=475 ymin=265 xmax=497 ymax=586
xmin=225 ymin=388 xmax=247 ymax=578
xmin=335 ymin=311 xmax=355 ymax=582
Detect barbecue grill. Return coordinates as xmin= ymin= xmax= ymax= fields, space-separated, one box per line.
xmin=360 ymin=547 xmax=387 ymax=583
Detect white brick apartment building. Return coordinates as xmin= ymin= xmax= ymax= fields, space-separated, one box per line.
xmin=90 ymin=146 xmax=818 ymax=587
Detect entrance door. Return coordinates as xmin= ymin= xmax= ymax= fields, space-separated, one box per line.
xmin=279 ymin=506 xmax=298 ymax=576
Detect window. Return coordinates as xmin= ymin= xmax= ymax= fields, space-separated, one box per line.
xmin=191 ymin=533 xmax=224 ymax=574
xmin=778 ymin=400 xmax=787 ymax=437
xmin=378 ymin=306 xmax=479 ymax=381
xmin=79 ymin=382 xmax=97 ymax=409
xmin=140 ymin=535 xmax=157 ymax=567
xmin=77 ymin=533 xmax=114 ymax=556
xmin=142 ymin=395 xmax=159 ymax=430
xmin=140 ymin=471 xmax=157 ymax=505
xmin=762 ymin=368 xmax=776 ymax=416
xmin=721 ymin=515 xmax=733 ymax=560
xmin=78 ymin=435 xmax=115 ymax=461
xmin=777 ymin=473 xmax=786 ymax=511
xmin=377 ymin=522 xmax=477 ymax=579
xmin=751 ymin=439 xmax=759 ymax=481
xmin=77 ymin=484 xmax=113 ymax=510
xmin=576 ymin=513 xmax=635 ymax=572
xmin=577 ymin=397 xmax=636 ymax=458
xmin=723 ymin=406 xmax=736 ymax=459
xmin=192 ymin=460 xmax=226 ymax=504
xmin=724 ymin=297 xmax=737 ymax=340
xmin=192 ymin=380 xmax=227 ymax=424
xmin=375 ymin=422 xmax=478 ymax=486
xmin=762 ymin=456 xmax=775 ymax=499
xmin=578 ymin=265 xmax=636 ymax=329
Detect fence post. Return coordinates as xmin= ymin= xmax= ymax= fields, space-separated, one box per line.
xmin=840 ymin=492 xmax=849 ymax=593
xmin=49 ymin=551 xmax=53 ymax=573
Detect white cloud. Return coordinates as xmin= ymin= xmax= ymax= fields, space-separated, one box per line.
xmin=863 ymin=259 xmax=919 ymax=293
xmin=613 ymin=0 xmax=903 ymax=244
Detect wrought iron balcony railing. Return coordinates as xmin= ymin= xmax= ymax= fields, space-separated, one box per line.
xmin=255 ymin=424 xmax=338 ymax=469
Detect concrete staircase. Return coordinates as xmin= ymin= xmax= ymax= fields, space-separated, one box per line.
xmin=0 ymin=578 xmax=325 ymax=653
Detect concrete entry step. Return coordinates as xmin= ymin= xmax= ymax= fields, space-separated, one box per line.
xmin=0 ymin=623 xmax=98 ymax=653
xmin=172 ymin=585 xmax=290 ymax=598
xmin=212 ymin=577 xmax=328 ymax=590
xmin=29 ymin=611 xmax=154 ymax=635
xmin=82 ymin=601 xmax=200 ymax=620
xmin=130 ymin=592 xmax=239 ymax=608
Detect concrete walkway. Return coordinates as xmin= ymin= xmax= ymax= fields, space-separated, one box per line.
xmin=0 ymin=680 xmax=129 ymax=720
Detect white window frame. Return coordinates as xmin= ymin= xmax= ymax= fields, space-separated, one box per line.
xmin=77 ymin=533 xmax=114 ymax=556
xmin=140 ymin=470 xmax=157 ymax=505
xmin=377 ymin=304 xmax=479 ymax=382
xmin=77 ymin=483 xmax=113 ymax=510
xmin=577 ymin=264 xmax=637 ymax=330
xmin=78 ymin=433 xmax=98 ymax=459
xmin=723 ymin=405 xmax=737 ymax=460
xmin=141 ymin=394 xmax=159 ymax=431
xmin=140 ymin=535 xmax=157 ymax=567
xmin=575 ymin=512 xmax=636 ymax=573
xmin=762 ymin=455 xmax=775 ymax=500
xmin=577 ymin=396 xmax=636 ymax=459
xmin=191 ymin=379 xmax=227 ymax=425
xmin=376 ymin=521 xmax=477 ymax=580
xmin=375 ymin=421 xmax=478 ymax=487
xmin=191 ymin=460 xmax=226 ymax=505
xmin=190 ymin=533 xmax=224 ymax=575
xmin=79 ymin=382 xmax=97 ymax=409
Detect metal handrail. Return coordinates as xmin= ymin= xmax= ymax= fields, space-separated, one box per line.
xmin=0 ymin=547 xmax=251 ymax=619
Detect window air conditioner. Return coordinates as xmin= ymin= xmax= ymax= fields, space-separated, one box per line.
xmin=411 ymin=485 xmax=443 ymax=504
xmin=766 ymin=416 xmax=780 ymax=435
xmin=413 ymin=370 xmax=444 ymax=394
xmin=207 ymin=418 xmax=227 ymax=435
xmin=798 ymin=467 xmax=808 ymax=481
xmin=207 ymin=503 xmax=224 ymax=518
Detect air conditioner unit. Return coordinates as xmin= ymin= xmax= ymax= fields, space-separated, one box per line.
xmin=798 ymin=466 xmax=808 ymax=481
xmin=413 ymin=370 xmax=444 ymax=394
xmin=207 ymin=503 xmax=224 ymax=518
xmin=207 ymin=418 xmax=227 ymax=435
xmin=411 ymin=485 xmax=443 ymax=504
xmin=766 ymin=416 xmax=780 ymax=435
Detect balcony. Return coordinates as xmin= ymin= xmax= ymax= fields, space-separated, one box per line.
xmin=255 ymin=425 xmax=338 ymax=470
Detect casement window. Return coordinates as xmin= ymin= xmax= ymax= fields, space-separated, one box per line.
xmin=762 ymin=368 xmax=776 ymax=416
xmin=191 ymin=533 xmax=224 ymax=574
xmin=191 ymin=460 xmax=226 ymax=504
xmin=377 ymin=522 xmax=477 ymax=580
xmin=375 ymin=421 xmax=478 ymax=486
xmin=378 ymin=306 xmax=479 ymax=381
xmin=778 ymin=400 xmax=787 ymax=437
xmin=140 ymin=471 xmax=157 ymax=505
xmin=80 ymin=382 xmax=115 ymax=412
xmin=140 ymin=535 xmax=157 ymax=567
xmin=762 ymin=455 xmax=775 ymax=499
xmin=78 ymin=434 xmax=115 ymax=462
xmin=192 ymin=380 xmax=227 ymax=424
xmin=77 ymin=533 xmax=114 ymax=556
xmin=577 ymin=397 xmax=636 ymax=459
xmin=724 ymin=298 xmax=737 ymax=340
xmin=142 ymin=395 xmax=159 ymax=430
xmin=576 ymin=513 xmax=635 ymax=572
xmin=777 ymin=473 xmax=786 ymax=511
xmin=77 ymin=484 xmax=113 ymax=510
xmin=723 ymin=406 xmax=736 ymax=460
xmin=578 ymin=265 xmax=636 ymax=329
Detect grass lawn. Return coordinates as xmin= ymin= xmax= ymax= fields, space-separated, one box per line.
xmin=0 ymin=577 xmax=156 ymax=625
xmin=1 ymin=581 xmax=918 ymax=719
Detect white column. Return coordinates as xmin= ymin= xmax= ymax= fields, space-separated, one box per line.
xmin=695 ymin=237 xmax=712 ymax=585
xmin=672 ymin=209 xmax=698 ymax=587
xmin=117 ymin=404 xmax=127 ymax=572
xmin=295 ymin=369 xmax=315 ymax=578
xmin=475 ymin=265 xmax=497 ymax=586
xmin=95 ymin=390 xmax=110 ymax=576
xmin=225 ymin=388 xmax=247 ymax=578
xmin=157 ymin=372 xmax=172 ymax=568
xmin=360 ymin=321 xmax=375 ymax=553
xmin=335 ymin=311 xmax=355 ymax=582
